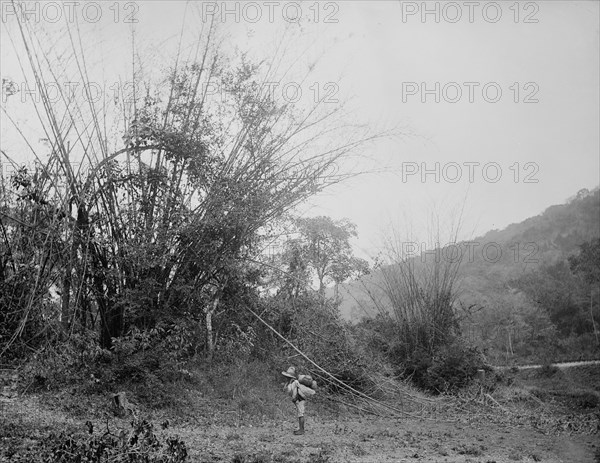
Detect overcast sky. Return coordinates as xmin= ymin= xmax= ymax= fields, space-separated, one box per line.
xmin=1 ymin=1 xmax=598 ymax=259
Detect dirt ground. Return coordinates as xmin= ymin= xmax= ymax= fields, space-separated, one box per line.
xmin=171 ymin=412 xmax=598 ymax=463
xmin=2 ymin=391 xmax=598 ymax=463
xmin=2 ymin=364 xmax=599 ymax=462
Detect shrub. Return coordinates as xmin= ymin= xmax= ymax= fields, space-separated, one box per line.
xmin=357 ymin=314 xmax=488 ymax=394
xmin=18 ymin=329 xmax=107 ymax=392
xmin=7 ymin=418 xmax=187 ymax=463
xmin=572 ymin=391 xmax=599 ymax=408
xmin=272 ymin=294 xmax=378 ymax=394
xmin=401 ymin=340 xmax=486 ymax=394
xmin=538 ymin=363 xmax=560 ymax=378
xmin=19 ymin=322 xmax=200 ymax=412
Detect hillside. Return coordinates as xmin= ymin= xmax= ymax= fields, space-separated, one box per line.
xmin=334 ymin=187 xmax=600 ymax=327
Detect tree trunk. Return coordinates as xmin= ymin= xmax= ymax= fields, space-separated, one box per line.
xmin=205 ymin=309 xmax=213 ymax=361
xmin=205 ymin=295 xmax=221 ymax=361
xmin=80 ymin=293 xmax=89 ymax=331
xmin=99 ymin=301 xmax=124 ymax=350
xmin=61 ymin=205 xmax=75 ymax=329
xmin=93 ymin=272 xmax=123 ymax=350
xmin=317 ymin=271 xmax=325 ymax=297
xmin=98 ymin=296 xmax=111 ymax=350
xmin=63 ymin=202 xmax=89 ymax=331
xmin=61 ymin=270 xmax=71 ymax=328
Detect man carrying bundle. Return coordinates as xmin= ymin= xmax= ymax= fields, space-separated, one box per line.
xmin=282 ymin=366 xmax=317 ymax=435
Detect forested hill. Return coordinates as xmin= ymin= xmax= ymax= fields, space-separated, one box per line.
xmin=474 ymin=187 xmax=600 ymax=259
xmin=336 ymin=187 xmax=600 ymax=324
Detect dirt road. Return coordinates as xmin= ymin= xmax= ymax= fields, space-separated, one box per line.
xmin=496 ymin=360 xmax=600 ymax=371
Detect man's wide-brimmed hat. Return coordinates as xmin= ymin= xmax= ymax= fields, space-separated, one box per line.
xmin=281 ymin=366 xmax=297 ymax=379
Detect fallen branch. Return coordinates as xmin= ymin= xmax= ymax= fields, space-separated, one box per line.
xmin=323 ymin=394 xmax=381 ymax=417
xmin=485 ymin=393 xmax=509 ymax=413
xmin=245 ymin=306 xmax=435 ymax=419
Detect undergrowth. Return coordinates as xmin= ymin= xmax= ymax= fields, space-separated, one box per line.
xmin=3 ymin=417 xmax=187 ymax=463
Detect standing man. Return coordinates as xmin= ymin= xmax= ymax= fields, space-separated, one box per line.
xmin=282 ymin=366 xmax=305 ymax=435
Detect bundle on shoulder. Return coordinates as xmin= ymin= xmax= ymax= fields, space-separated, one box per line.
xmin=297 ymin=374 xmax=317 ymax=398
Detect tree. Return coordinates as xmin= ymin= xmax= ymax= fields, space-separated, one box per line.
xmin=569 ymin=238 xmax=600 ymax=285
xmin=569 ymin=238 xmax=600 ymax=345
xmin=473 ymin=290 xmax=556 ymax=363
xmin=514 ymin=260 xmax=589 ymax=336
xmin=1 ymin=13 xmax=384 ymax=357
xmin=283 ymin=216 xmax=369 ymax=297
